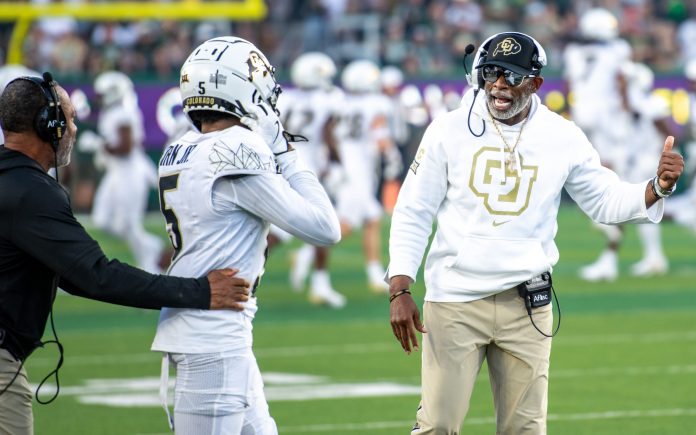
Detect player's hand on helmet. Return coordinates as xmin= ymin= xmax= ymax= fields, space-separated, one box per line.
xmin=206 ymin=268 xmax=251 ymax=311
xmin=389 ymin=275 xmax=427 ymax=354
xmin=240 ymin=103 xmax=290 ymax=155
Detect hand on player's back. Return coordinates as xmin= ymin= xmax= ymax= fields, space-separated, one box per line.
xmin=207 ymin=268 xmax=251 ymax=310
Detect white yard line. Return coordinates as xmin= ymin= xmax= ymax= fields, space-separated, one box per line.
xmin=279 ymin=408 xmax=696 ymax=433
xmin=136 ymin=407 xmax=696 ymax=435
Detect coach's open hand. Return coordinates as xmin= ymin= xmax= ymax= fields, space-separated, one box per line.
xmin=389 ymin=275 xmax=427 ymax=354
xmin=207 ymin=268 xmax=251 ymax=310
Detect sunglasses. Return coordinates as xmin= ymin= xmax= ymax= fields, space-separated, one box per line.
xmin=482 ymin=65 xmax=536 ymax=87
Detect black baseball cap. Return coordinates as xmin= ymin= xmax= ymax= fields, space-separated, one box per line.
xmin=478 ymin=33 xmax=542 ymax=76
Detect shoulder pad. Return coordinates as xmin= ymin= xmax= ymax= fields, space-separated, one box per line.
xmin=207 ymin=129 xmax=277 ymax=178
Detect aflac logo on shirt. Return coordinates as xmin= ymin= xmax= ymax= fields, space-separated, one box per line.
xmin=492 ymin=38 xmax=522 ymax=57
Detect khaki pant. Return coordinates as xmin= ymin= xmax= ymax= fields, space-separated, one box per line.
xmin=0 ymin=349 xmax=33 ymax=435
xmin=413 ymin=288 xmax=552 ymax=435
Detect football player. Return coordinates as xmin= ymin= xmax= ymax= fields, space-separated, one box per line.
xmin=150 ymin=37 xmax=340 ymax=434
xmin=270 ymin=51 xmax=347 ymax=308
xmin=622 ymin=63 xmax=673 ymax=276
xmin=331 ymin=59 xmax=398 ymax=293
xmin=80 ymin=71 xmax=163 ymax=273
xmin=564 ymin=9 xmax=634 ymax=281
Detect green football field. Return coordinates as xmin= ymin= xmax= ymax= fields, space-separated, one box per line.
xmin=25 ymin=205 xmax=696 ymax=435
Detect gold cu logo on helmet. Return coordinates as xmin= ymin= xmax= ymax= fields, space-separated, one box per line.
xmin=469 ymin=147 xmax=538 ymax=216
xmin=492 ymin=38 xmax=522 ymax=57
xmin=247 ymin=51 xmax=271 ymax=82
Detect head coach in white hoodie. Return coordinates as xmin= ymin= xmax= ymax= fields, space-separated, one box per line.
xmin=386 ymin=32 xmax=684 ymax=434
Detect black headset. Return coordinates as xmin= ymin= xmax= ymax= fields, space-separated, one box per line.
xmin=10 ymin=72 xmax=66 ymax=151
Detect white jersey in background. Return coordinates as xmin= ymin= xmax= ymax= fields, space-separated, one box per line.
xmin=91 ymin=102 xmax=162 ymax=273
xmin=625 ymin=93 xmax=670 ymax=183
xmin=277 ymin=86 xmax=344 ymax=175
xmin=151 ymin=125 xmax=340 ymax=353
xmin=332 ymin=93 xmax=392 ymax=228
xmin=564 ymin=39 xmax=632 ymax=173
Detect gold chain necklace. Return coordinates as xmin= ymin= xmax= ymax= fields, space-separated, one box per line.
xmin=487 ymin=108 xmax=528 ymax=173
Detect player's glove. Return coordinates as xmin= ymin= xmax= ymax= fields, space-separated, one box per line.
xmin=240 ymin=103 xmax=290 ymax=155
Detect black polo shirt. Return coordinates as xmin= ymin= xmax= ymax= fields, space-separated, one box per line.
xmin=0 ymin=147 xmax=210 ymax=361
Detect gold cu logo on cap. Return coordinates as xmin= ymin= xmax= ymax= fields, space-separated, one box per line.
xmin=492 ymin=38 xmax=522 ymax=57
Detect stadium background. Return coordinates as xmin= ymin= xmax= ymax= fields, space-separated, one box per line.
xmin=1 ymin=1 xmax=696 ymax=434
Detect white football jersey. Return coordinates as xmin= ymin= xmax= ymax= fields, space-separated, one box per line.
xmin=97 ymin=102 xmax=151 ymax=174
xmin=277 ymin=87 xmax=344 ymax=174
xmin=631 ymin=93 xmax=670 ymax=154
xmin=151 ymin=125 xmax=340 ymax=353
xmin=563 ymin=39 xmax=631 ymax=129
xmin=98 ymin=102 xmax=145 ymax=151
xmin=332 ymin=93 xmax=392 ymax=190
xmin=152 ymin=127 xmax=275 ymax=353
xmin=625 ymin=93 xmax=670 ymax=182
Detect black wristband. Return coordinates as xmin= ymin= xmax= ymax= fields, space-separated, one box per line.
xmin=389 ymin=289 xmax=411 ymax=303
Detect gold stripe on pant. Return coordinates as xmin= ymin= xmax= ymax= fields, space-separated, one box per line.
xmin=413 ymin=288 xmax=552 ymax=435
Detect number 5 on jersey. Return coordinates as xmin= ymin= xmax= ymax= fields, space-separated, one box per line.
xmin=159 ymin=173 xmax=183 ymax=258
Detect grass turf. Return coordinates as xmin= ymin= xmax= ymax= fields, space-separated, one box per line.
xmin=25 ymin=205 xmax=696 ymax=435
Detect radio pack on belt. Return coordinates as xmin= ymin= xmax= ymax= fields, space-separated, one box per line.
xmin=517 ymin=272 xmax=552 ymax=309
xmin=516 ymin=272 xmax=560 ymax=338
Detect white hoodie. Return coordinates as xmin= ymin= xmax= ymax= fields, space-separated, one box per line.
xmin=387 ymin=89 xmax=662 ymax=302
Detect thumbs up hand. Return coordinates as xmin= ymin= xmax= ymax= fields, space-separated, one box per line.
xmin=656 ymin=136 xmax=684 ymax=193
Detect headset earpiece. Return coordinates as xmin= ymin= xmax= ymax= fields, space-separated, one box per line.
xmin=9 ymin=72 xmax=66 ymax=151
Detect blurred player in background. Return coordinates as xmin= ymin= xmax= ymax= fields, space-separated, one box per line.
xmin=78 ymin=71 xmax=163 ymax=273
xmin=151 ymin=36 xmax=340 ymax=434
xmin=380 ymin=66 xmax=409 ymax=208
xmin=272 ymin=51 xmax=347 ymax=308
xmin=332 ymin=59 xmax=399 ymax=293
xmin=665 ymin=60 xmax=696 ymax=234
xmin=623 ymin=62 xmax=673 ymax=276
xmin=157 ymin=86 xmax=195 ymax=146
xmin=564 ymin=8 xmax=634 ymax=281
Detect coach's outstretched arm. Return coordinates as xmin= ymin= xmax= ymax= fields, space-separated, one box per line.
xmin=9 ymin=183 xmax=250 ymax=312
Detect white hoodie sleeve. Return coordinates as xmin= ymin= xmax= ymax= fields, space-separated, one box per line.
xmin=387 ymin=121 xmax=448 ymax=282
xmin=564 ymin=129 xmax=663 ymax=224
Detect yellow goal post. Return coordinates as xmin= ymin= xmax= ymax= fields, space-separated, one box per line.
xmin=0 ymin=0 xmax=268 ymax=65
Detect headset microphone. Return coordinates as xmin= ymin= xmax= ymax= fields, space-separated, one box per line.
xmin=463 ymin=43 xmax=485 ymax=137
